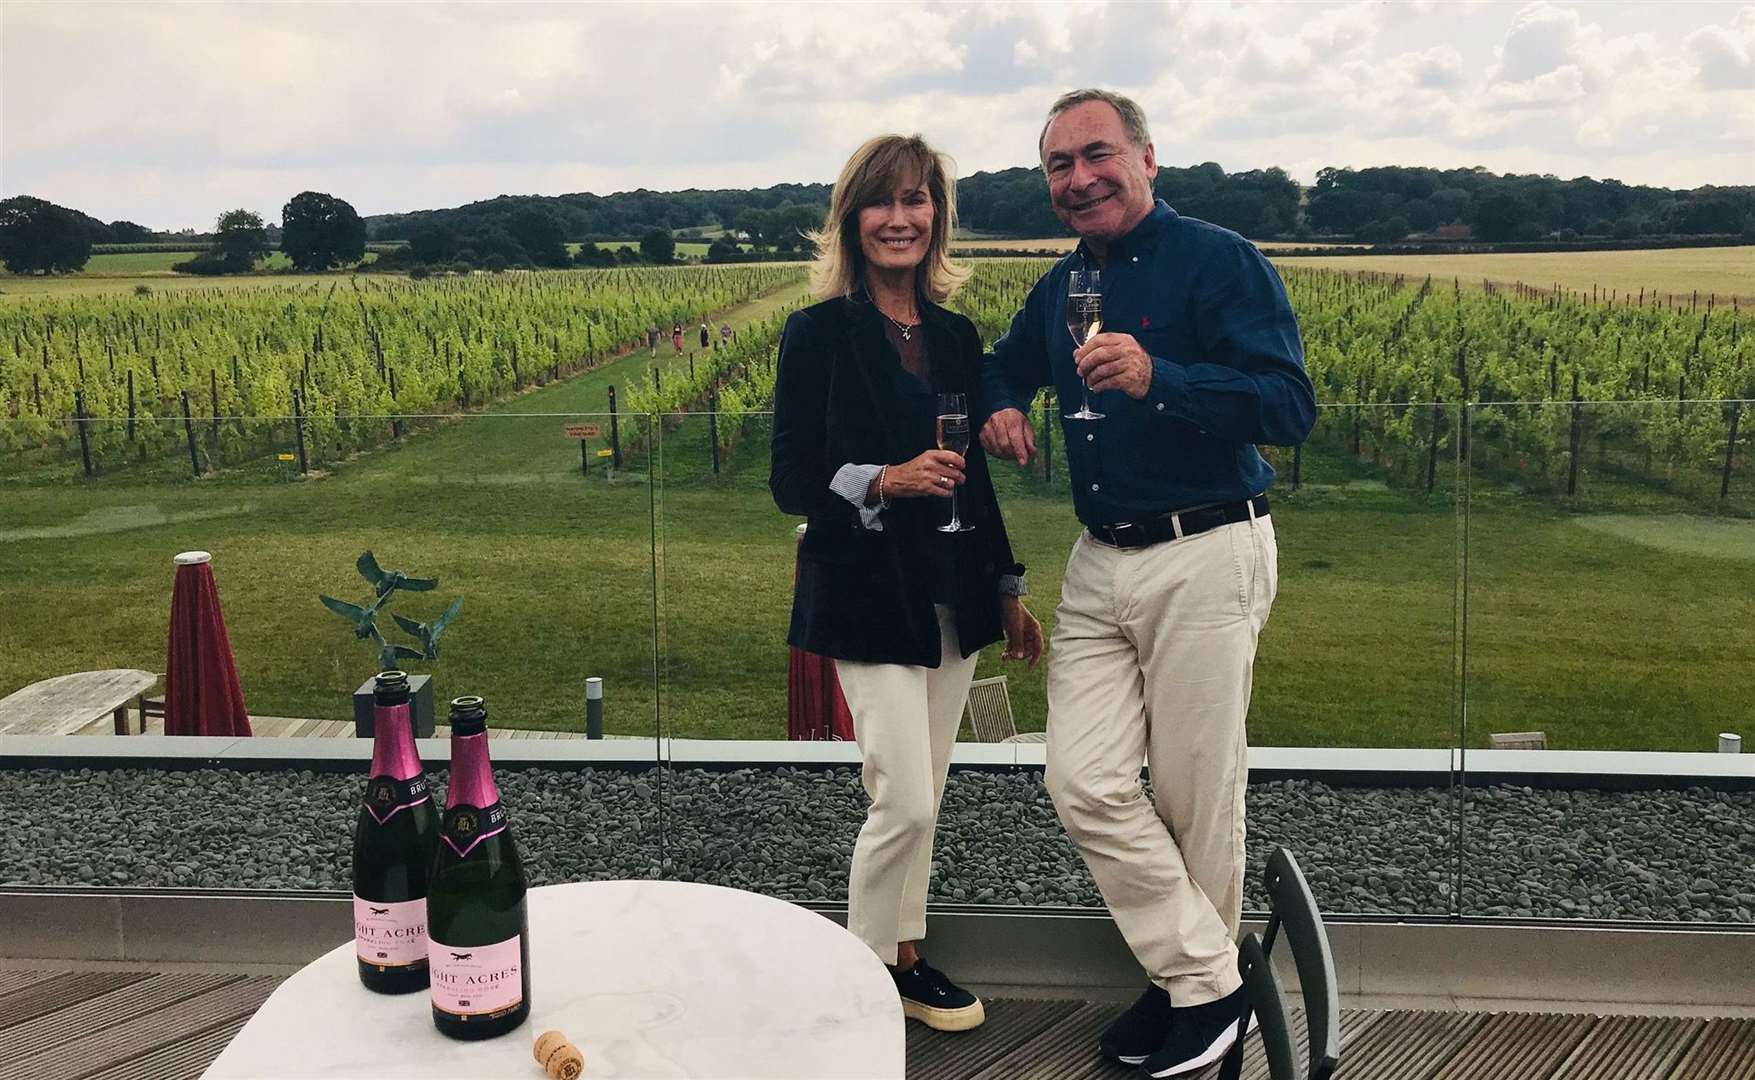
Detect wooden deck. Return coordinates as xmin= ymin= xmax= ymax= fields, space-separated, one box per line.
xmin=1 ymin=967 xmax=1749 ymax=1080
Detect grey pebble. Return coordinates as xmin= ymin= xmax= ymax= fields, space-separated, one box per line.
xmin=0 ymin=767 xmax=1748 ymax=923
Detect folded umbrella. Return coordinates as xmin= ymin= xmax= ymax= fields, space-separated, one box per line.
xmin=785 ymin=526 xmax=852 ymax=741
xmin=165 ymin=550 xmax=252 ymax=737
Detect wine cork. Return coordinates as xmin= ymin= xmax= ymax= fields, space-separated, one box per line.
xmin=533 ymin=1029 xmax=585 ymax=1079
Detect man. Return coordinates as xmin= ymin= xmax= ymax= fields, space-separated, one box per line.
xmin=980 ymin=89 xmax=1315 ymax=1077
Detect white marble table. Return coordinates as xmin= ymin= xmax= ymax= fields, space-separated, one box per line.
xmin=204 ymin=880 xmax=904 ymax=1079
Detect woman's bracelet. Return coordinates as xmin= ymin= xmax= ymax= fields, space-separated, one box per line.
xmin=876 ymin=464 xmax=891 ymax=508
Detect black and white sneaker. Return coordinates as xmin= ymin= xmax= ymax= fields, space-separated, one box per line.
xmin=1138 ymin=987 xmax=1247 ymax=1078
xmin=1099 ymin=983 xmax=1174 ymax=1065
xmin=891 ymin=959 xmax=986 ymax=1031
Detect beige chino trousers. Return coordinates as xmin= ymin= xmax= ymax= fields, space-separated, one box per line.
xmin=1045 ymin=511 xmax=1278 ymax=1005
xmin=836 ymin=606 xmax=980 ymax=964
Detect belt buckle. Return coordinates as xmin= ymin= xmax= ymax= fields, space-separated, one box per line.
xmin=1107 ymin=521 xmax=1143 ymax=547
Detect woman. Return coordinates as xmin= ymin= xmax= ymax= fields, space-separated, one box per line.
xmin=770 ymin=134 xmax=1044 ymax=1033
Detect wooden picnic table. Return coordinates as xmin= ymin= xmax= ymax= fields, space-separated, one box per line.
xmin=0 ymin=669 xmax=160 ymax=736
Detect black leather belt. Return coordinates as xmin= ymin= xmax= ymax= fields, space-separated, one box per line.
xmin=1088 ymin=494 xmax=1270 ymax=549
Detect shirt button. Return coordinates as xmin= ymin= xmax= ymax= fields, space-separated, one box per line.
xmin=1090 ymin=483 xmax=1100 ymax=492
xmin=1156 ymin=403 xmax=1165 ymax=411
xmin=1131 ymin=256 xmax=1139 ymax=263
xmin=1086 ymin=433 xmax=1094 ymax=442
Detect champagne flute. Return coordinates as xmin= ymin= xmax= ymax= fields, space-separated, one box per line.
xmin=935 ymin=392 xmax=975 ymax=533
xmin=1064 ymin=268 xmax=1105 ymax=420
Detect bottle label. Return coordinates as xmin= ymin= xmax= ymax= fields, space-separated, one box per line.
xmin=440 ymin=802 xmax=508 ymax=859
xmin=353 ymin=896 xmax=428 ymax=969
xmin=363 ymin=773 xmax=431 ymax=826
xmin=429 ymin=935 xmax=523 ymax=1017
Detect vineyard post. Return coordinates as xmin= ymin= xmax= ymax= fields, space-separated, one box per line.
xmin=32 ymin=372 xmax=41 ymax=415
xmin=1041 ymin=389 xmax=1054 ymax=482
xmin=1723 ymin=401 xmax=1742 ymax=501
xmin=709 ymin=390 xmax=721 ymax=476
xmin=180 ymin=390 xmax=201 ymax=480
xmin=1567 ymin=370 xmax=1582 ymax=497
xmin=127 ymin=370 xmax=137 ymax=441
xmin=1427 ymin=394 xmax=1443 ymax=495
xmin=608 ymin=385 xmax=622 ymax=468
xmin=388 ymin=367 xmax=402 ymax=440
xmin=75 ymin=389 xmax=94 ymax=478
xmin=293 ymin=390 xmax=308 ymax=475
xmin=209 ymin=369 xmax=221 ymax=443
xmin=1292 ymin=443 xmax=1302 ymax=491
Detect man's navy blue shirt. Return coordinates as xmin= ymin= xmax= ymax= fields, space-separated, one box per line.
xmin=983 ymin=200 xmax=1316 ymax=529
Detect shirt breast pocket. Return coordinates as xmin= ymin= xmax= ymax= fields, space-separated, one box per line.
xmin=1120 ymin=296 xmax=1182 ymax=356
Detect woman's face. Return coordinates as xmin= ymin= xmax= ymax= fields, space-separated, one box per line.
xmin=856 ymin=169 xmax=935 ymax=277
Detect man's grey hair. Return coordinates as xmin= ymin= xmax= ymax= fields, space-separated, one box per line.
xmin=1038 ymin=88 xmax=1152 ymax=159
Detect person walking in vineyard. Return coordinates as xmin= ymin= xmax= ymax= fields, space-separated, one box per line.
xmin=647 ymin=322 xmax=660 ymax=356
xmin=671 ymin=323 xmax=683 ymax=355
xmin=979 ymin=88 xmax=1315 ymax=1078
xmin=720 ymin=321 xmax=733 ymax=347
xmin=770 ymin=133 xmax=1043 ymax=1035
xmin=699 ymin=320 xmax=711 ymax=350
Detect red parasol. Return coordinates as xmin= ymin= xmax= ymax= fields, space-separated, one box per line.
xmin=164 ymin=551 xmax=252 ymax=736
xmin=785 ymin=525 xmax=853 ymax=741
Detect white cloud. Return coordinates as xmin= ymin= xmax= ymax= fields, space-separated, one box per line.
xmin=1494 ymin=3 xmax=1583 ymax=82
xmin=0 ymin=0 xmax=1748 ymax=231
xmin=1686 ymin=8 xmax=1755 ymax=89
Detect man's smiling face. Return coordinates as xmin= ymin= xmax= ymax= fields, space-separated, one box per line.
xmin=1041 ymin=100 xmax=1159 ymax=248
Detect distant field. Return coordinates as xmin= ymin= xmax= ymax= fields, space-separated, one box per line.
xmin=951 ymin=237 xmax=1371 ymax=253
xmin=584 ymin=241 xmax=750 ymax=258
xmin=1272 ymin=246 xmax=1755 ymax=303
xmin=951 ymin=237 xmax=1077 ymax=253
xmin=0 ymin=270 xmax=392 ymax=300
xmin=81 ymin=251 xmax=303 ymax=274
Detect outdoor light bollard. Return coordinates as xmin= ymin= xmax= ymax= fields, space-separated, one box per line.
xmin=1720 ymin=732 xmax=1742 ymax=754
xmin=586 ymin=677 xmax=603 ymax=740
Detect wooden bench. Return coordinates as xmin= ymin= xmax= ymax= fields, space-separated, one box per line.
xmin=0 ymin=669 xmax=161 ymax=736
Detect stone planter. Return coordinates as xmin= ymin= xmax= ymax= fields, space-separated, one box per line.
xmin=352 ymin=673 xmax=435 ymax=738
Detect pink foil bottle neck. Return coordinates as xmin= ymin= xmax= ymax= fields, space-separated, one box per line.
xmin=369 ymin=700 xmax=423 ymax=781
xmin=447 ymin=731 xmax=501 ymax=808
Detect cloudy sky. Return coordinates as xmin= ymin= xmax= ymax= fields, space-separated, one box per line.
xmin=3 ymin=1 xmax=1750 ymax=231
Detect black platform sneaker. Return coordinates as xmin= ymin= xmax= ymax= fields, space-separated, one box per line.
xmin=891 ymin=958 xmax=986 ymax=1032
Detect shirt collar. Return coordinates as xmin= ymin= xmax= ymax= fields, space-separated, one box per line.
xmin=1076 ymin=199 xmax=1177 ymax=265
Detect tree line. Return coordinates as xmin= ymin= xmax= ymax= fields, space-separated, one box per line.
xmin=362 ymin=164 xmax=1755 ymax=247
xmin=4 ymin=162 xmax=1752 ymax=276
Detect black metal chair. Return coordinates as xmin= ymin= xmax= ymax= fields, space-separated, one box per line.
xmin=1218 ymin=846 xmax=1341 ymax=1080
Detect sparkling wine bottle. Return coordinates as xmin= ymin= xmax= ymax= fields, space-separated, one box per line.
xmin=352 ymin=670 xmax=439 ymax=994
xmin=427 ymin=696 xmax=530 ymax=1040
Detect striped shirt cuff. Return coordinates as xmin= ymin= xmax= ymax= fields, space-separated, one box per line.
xmin=830 ymin=463 xmax=886 ymax=531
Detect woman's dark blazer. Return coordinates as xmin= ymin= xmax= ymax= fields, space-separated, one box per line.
xmin=770 ymin=290 xmax=1023 ymax=668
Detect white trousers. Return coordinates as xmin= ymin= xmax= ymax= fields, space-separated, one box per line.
xmin=1045 ymin=513 xmax=1278 ymax=1005
xmin=835 ymin=606 xmax=980 ymax=964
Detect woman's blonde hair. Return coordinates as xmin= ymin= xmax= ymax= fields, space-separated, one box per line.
xmin=807 ymin=134 xmax=969 ymax=303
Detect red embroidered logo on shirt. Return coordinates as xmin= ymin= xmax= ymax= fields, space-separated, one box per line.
xmin=1139 ymin=316 xmax=1151 ymax=330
